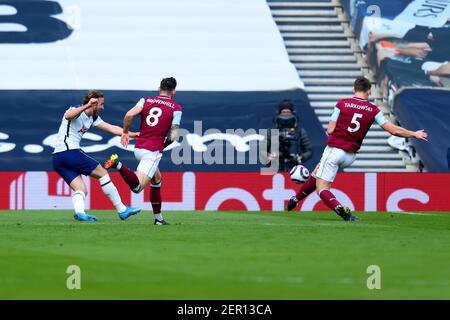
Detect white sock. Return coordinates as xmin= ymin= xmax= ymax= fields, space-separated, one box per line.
xmin=154 ymin=213 xmax=163 ymax=221
xmin=72 ymin=191 xmax=86 ymax=213
xmin=116 ymin=162 xmax=122 ymax=170
xmin=99 ymin=174 xmax=127 ymax=213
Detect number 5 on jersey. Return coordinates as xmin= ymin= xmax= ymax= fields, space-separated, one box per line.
xmin=146 ymin=107 xmax=162 ymax=127
xmin=348 ymin=113 xmax=363 ymax=133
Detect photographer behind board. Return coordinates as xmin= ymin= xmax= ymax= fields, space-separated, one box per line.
xmin=266 ymin=100 xmax=313 ymax=172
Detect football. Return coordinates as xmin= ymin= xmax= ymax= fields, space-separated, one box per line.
xmin=289 ymin=164 xmax=310 ymax=184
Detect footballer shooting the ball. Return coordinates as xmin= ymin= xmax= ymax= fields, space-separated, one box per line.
xmin=52 ymin=90 xmax=141 ymax=222
xmin=286 ymin=77 xmax=428 ymax=221
xmin=104 ymin=77 xmax=182 ymax=225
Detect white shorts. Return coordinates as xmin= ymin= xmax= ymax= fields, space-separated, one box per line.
xmin=134 ymin=148 xmax=162 ymax=178
xmin=314 ymin=146 xmax=356 ymax=182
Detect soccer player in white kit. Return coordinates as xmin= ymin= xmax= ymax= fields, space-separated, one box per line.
xmin=52 ymin=90 xmax=141 ymax=222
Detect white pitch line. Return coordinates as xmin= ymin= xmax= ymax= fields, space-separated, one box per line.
xmin=396 ymin=212 xmax=436 ymax=216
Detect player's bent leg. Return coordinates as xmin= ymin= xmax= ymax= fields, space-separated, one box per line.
xmin=133 ymin=149 xmax=166 ymax=224
xmin=315 ymin=177 xmax=331 ymax=190
xmin=151 ymin=168 xmax=161 ymax=185
xmin=299 ymin=165 xmax=320 ymax=200
xmin=104 ymin=154 xmax=141 ymax=193
xmin=133 ymin=149 xmax=162 ymax=193
xmin=69 ymin=176 xmax=97 ymax=222
xmin=53 ymin=153 xmax=96 ymax=221
xmin=91 ymin=165 xmax=141 ymax=220
xmin=314 ymin=148 xmax=352 ymax=220
xmin=297 ymin=175 xmax=317 ymax=201
xmin=316 ymin=179 xmax=344 ymax=217
xmin=135 ymin=170 xmax=151 ymax=191
xmin=69 ymin=175 xmax=88 ymax=196
xmin=150 ymin=169 xmax=169 ymax=225
xmin=316 ymin=178 xmax=357 ymax=221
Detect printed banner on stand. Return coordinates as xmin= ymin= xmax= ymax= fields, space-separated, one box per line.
xmin=1 ymin=171 xmax=449 ymax=212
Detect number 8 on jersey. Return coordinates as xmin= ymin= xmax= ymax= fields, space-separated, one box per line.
xmin=146 ymin=107 xmax=163 ymax=127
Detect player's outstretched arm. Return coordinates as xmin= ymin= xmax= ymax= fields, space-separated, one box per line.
xmin=123 ymin=106 xmax=142 ymax=132
xmin=96 ymin=122 xmax=138 ymax=138
xmin=64 ymin=98 xmax=97 ymax=120
xmin=121 ymin=106 xmax=142 ymax=148
xmin=381 ymin=122 xmax=428 ymax=141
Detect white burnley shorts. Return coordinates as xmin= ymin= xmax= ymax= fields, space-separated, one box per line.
xmin=314 ymin=146 xmax=356 ymax=182
xmin=134 ymin=148 xmax=162 ymax=178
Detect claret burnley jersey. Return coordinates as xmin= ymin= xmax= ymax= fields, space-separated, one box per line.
xmin=134 ymin=96 xmax=182 ymax=152
xmin=327 ymin=97 xmax=387 ymax=153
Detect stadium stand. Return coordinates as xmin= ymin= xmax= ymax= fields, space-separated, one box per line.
xmin=268 ymin=0 xmax=415 ymax=172
xmin=394 ymin=88 xmax=450 ymax=172
xmin=341 ymin=0 xmax=450 ymax=172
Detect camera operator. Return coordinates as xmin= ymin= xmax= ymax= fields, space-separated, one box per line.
xmin=266 ymin=100 xmax=313 ymax=172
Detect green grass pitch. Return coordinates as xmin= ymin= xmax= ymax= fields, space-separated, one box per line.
xmin=0 ymin=210 xmax=449 ymax=299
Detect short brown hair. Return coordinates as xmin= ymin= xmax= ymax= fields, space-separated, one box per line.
xmin=83 ymin=90 xmax=104 ymax=105
xmin=354 ymin=77 xmax=371 ymax=93
xmin=160 ymin=77 xmax=177 ymax=91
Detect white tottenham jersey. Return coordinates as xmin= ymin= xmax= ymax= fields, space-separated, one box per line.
xmin=53 ymin=106 xmax=104 ymax=153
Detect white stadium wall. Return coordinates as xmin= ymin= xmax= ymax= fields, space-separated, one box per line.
xmin=0 ymin=0 xmax=303 ymax=91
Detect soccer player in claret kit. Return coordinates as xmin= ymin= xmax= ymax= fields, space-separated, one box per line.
xmin=286 ymin=77 xmax=428 ymax=220
xmin=52 ymin=90 xmax=141 ymax=222
xmin=104 ymin=77 xmax=182 ymax=225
